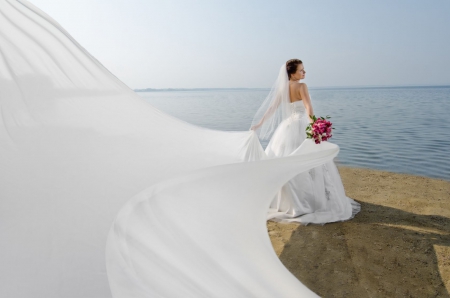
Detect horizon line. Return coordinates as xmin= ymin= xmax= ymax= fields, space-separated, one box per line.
xmin=134 ymin=84 xmax=450 ymax=92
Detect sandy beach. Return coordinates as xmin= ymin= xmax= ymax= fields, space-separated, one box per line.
xmin=268 ymin=167 xmax=450 ymax=298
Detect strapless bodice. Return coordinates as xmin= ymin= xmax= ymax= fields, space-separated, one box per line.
xmin=290 ymin=100 xmax=305 ymax=109
xmin=290 ymin=101 xmax=306 ymax=119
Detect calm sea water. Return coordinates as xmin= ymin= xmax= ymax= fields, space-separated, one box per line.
xmin=138 ymin=86 xmax=450 ymax=180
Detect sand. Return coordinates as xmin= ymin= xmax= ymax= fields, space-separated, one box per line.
xmin=268 ymin=167 xmax=450 ymax=298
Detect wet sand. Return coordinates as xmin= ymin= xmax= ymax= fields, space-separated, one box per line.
xmin=268 ymin=167 xmax=450 ymax=298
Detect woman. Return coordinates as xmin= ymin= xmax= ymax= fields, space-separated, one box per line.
xmin=251 ymin=59 xmax=360 ymax=224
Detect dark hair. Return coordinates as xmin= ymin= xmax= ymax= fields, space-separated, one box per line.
xmin=286 ymin=59 xmax=303 ymax=79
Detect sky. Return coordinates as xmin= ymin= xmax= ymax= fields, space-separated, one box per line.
xmin=29 ymin=0 xmax=450 ymax=89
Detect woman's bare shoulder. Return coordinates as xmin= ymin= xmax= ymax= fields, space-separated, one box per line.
xmin=292 ymin=82 xmax=308 ymax=94
xmin=290 ymin=81 xmax=304 ymax=89
xmin=291 ymin=82 xmax=308 ymax=90
xmin=297 ymin=83 xmax=309 ymax=94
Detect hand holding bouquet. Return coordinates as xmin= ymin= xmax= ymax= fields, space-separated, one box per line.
xmin=306 ymin=115 xmax=334 ymax=144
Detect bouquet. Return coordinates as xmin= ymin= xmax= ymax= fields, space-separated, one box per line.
xmin=306 ymin=115 xmax=334 ymax=144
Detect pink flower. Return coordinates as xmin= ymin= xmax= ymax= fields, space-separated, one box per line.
xmin=306 ymin=115 xmax=334 ymax=144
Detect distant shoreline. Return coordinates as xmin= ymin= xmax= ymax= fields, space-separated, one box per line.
xmin=134 ymin=85 xmax=450 ymax=92
xmin=134 ymin=88 xmax=270 ymax=92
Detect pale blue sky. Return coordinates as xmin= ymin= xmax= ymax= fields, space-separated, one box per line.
xmin=30 ymin=0 xmax=450 ymax=89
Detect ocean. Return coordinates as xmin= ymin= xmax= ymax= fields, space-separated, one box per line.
xmin=137 ymin=86 xmax=450 ymax=180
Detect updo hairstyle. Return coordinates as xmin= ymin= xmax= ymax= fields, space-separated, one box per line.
xmin=286 ymin=59 xmax=303 ymax=79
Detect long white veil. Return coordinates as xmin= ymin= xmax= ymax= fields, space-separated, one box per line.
xmin=0 ymin=1 xmax=338 ymax=297
xmin=250 ymin=64 xmax=291 ymax=140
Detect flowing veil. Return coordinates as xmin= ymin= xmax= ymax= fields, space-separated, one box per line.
xmin=0 ymin=1 xmax=340 ymax=297
xmin=250 ymin=64 xmax=291 ymax=140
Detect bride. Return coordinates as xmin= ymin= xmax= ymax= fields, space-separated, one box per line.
xmin=251 ymin=59 xmax=360 ymax=224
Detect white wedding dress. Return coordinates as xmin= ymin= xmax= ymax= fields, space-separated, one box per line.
xmin=266 ymin=101 xmax=360 ymax=224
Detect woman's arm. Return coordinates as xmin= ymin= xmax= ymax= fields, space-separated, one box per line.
xmin=250 ymin=94 xmax=283 ymax=130
xmin=298 ymin=83 xmax=314 ymax=123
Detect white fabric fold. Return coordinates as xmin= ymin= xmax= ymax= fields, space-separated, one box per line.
xmin=106 ymin=141 xmax=337 ymax=298
xmin=1 ymin=0 xmax=335 ymax=297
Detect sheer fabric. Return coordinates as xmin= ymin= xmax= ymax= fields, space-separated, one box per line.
xmin=1 ymin=1 xmax=337 ymax=297
xmin=250 ymin=64 xmax=291 ymax=140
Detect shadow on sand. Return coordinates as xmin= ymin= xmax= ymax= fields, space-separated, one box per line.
xmin=271 ymin=201 xmax=450 ymax=297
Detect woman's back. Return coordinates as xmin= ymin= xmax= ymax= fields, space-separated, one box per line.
xmin=289 ymin=81 xmax=303 ymax=103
